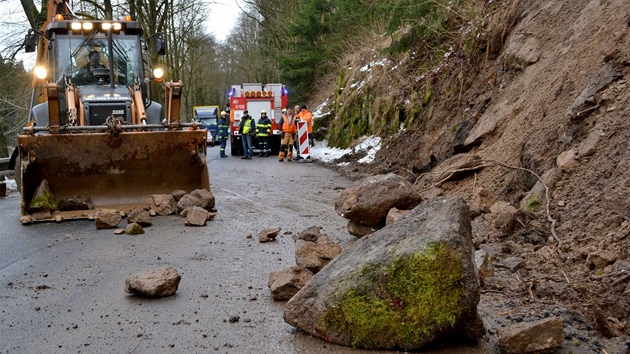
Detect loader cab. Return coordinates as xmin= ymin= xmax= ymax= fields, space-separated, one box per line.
xmin=30 ymin=19 xmax=163 ymax=127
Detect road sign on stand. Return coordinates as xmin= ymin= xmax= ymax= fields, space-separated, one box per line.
xmin=296 ymin=120 xmax=312 ymax=162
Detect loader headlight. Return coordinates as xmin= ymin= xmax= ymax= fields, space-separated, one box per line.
xmin=153 ymin=68 xmax=164 ymax=82
xmin=34 ymin=66 xmax=47 ymax=80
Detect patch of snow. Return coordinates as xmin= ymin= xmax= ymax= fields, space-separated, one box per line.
xmin=310 ymin=136 xmax=381 ymax=164
xmin=360 ymin=59 xmax=391 ymax=72
xmin=312 ymin=99 xmax=330 ymax=119
xmin=356 ymin=136 xmax=381 ymax=164
xmin=4 ymin=178 xmax=17 ymax=191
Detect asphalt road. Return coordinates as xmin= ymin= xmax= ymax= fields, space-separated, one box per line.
xmin=0 ymin=150 xmax=483 ymax=354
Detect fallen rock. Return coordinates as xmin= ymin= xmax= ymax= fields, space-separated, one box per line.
xmin=284 ymin=196 xmax=484 ymax=350
xmin=385 ymin=207 xmax=409 ymax=225
xmin=295 ymin=235 xmax=342 ymax=273
xmin=177 ymin=194 xmax=203 ymax=213
xmin=28 ymin=179 xmax=57 ymax=212
xmin=578 ymin=129 xmax=602 ymax=157
xmin=127 ymin=208 xmax=152 ymax=227
xmin=335 ymin=173 xmax=422 ymax=228
xmin=566 ymin=61 xmax=622 ymax=119
xmin=95 ymin=210 xmax=121 ymax=229
xmin=420 ymin=187 xmax=444 ymax=200
xmin=474 ymin=249 xmax=493 ymax=284
xmin=268 ymin=266 xmax=314 ymax=301
xmin=587 ymin=251 xmax=617 ymax=270
xmin=497 ymin=317 xmax=563 ymax=354
xmin=472 ymin=188 xmax=496 ymax=214
xmin=124 ymin=267 xmax=181 ymax=298
xmin=259 ymin=228 xmax=281 ymax=242
xmin=502 ymin=256 xmax=524 ymax=272
xmin=190 ymin=189 xmax=215 ymax=211
xmin=489 ymin=201 xmax=519 ymax=231
xmin=185 ymin=206 xmax=210 ymax=226
xmin=114 ymin=228 xmax=125 ymax=235
xmin=292 ymin=226 xmax=324 ymax=242
xmin=148 ymin=194 xmax=177 ymax=216
xmin=57 ymin=195 xmax=94 ymax=211
xmin=346 ymin=220 xmax=376 ymax=237
xmin=171 ymin=189 xmax=187 ymax=202
xmin=556 ymin=149 xmax=579 ymax=171
xmin=125 ymin=222 xmax=144 ymax=235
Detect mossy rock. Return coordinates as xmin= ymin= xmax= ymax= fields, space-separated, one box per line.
xmin=28 ymin=179 xmax=58 ymax=212
xmin=323 ymin=243 xmax=466 ymax=349
xmin=284 ymin=196 xmax=483 ymax=350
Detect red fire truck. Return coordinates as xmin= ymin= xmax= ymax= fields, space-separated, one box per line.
xmin=228 ymin=83 xmax=288 ymax=156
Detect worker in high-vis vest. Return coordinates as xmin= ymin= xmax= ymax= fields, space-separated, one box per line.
xmin=278 ymin=107 xmax=297 ymax=162
xmin=238 ymin=110 xmax=256 ymax=159
xmin=256 ymin=110 xmax=272 ymax=157
xmin=218 ymin=111 xmax=229 ymax=158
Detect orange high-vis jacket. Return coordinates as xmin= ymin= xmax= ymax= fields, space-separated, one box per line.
xmin=300 ymin=110 xmax=313 ymax=133
xmin=281 ymin=113 xmax=297 ymax=133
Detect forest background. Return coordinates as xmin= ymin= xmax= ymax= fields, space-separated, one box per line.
xmin=0 ymin=0 xmax=479 ymax=157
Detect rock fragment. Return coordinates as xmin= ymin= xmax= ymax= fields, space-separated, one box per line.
xmin=127 ymin=208 xmax=152 ymax=227
xmin=497 ymin=317 xmax=563 ymax=354
xmin=185 ymin=206 xmax=210 ymax=226
xmin=268 ymin=266 xmax=313 ymax=301
xmin=295 ymin=235 xmax=342 ymax=274
xmin=148 ymin=194 xmax=177 ymax=216
xmin=95 ymin=210 xmax=121 ymax=229
xmin=259 ymin=228 xmax=281 ymax=242
xmin=125 ymin=222 xmax=145 ymax=235
xmin=124 ymin=267 xmax=181 ymax=298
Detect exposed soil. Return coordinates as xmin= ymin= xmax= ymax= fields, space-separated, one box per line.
xmin=323 ymin=0 xmax=630 ymax=352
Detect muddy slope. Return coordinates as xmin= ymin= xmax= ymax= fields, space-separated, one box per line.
xmin=331 ymin=0 xmax=630 ymax=351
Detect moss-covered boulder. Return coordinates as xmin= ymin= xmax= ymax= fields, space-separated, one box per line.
xmin=284 ymin=196 xmax=484 ymax=350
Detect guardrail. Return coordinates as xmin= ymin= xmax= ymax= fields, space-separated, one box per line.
xmin=0 ymin=157 xmax=11 ymax=177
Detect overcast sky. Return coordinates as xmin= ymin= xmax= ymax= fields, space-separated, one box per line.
xmin=1 ymin=0 xmax=241 ymax=68
xmin=206 ymin=0 xmax=242 ymax=42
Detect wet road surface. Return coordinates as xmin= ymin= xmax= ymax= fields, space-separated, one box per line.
xmin=0 ymin=151 xmax=485 ymax=353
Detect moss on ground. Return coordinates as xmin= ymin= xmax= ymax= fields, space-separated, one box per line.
xmin=322 ymin=242 xmax=466 ymax=349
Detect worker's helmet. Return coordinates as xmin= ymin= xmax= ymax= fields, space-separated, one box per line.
xmin=282 ymin=108 xmax=286 ymax=113
xmin=220 ymin=111 xmax=226 ymax=116
xmin=261 ymin=110 xmax=267 ymax=115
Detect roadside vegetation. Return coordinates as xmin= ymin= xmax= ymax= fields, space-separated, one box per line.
xmin=0 ymin=0 xmax=501 ymax=154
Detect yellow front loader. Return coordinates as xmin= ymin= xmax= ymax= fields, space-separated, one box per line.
xmin=12 ymin=1 xmax=209 ymax=223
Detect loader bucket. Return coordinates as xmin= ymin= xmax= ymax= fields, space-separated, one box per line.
xmin=17 ymin=129 xmax=209 ymax=223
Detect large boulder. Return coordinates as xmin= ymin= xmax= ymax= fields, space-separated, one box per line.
xmin=335 ymin=173 xmax=422 ymax=228
xmin=284 ymin=196 xmax=483 ymax=350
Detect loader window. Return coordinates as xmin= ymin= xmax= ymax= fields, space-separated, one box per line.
xmin=55 ymin=34 xmax=143 ymax=87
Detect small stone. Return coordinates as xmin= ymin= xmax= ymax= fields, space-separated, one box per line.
xmin=557 ymin=200 xmax=565 ymax=207
xmin=125 ymin=223 xmax=145 ymax=235
xmin=228 ymin=316 xmax=240 ymax=323
xmin=259 ymin=228 xmax=281 ymax=243
xmin=124 ymin=267 xmax=181 ymax=298
xmin=114 ymin=229 xmax=125 ymax=235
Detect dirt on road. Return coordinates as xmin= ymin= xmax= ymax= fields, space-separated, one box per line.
xmin=0 ymin=153 xmax=484 ymax=354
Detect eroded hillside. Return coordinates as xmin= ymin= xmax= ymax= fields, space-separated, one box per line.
xmin=318 ymin=0 xmax=630 ymax=351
